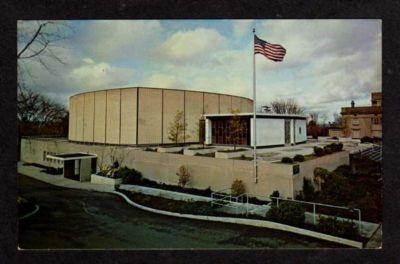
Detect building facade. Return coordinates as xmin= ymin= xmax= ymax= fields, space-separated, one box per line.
xmin=205 ymin=113 xmax=307 ymax=147
xmin=68 ymin=87 xmax=253 ymax=145
xmin=340 ymin=92 xmax=382 ymax=139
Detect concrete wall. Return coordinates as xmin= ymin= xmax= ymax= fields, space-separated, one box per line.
xmin=68 ymin=96 xmax=77 ymax=141
xmin=204 ymin=93 xmax=219 ymax=114
xmin=106 ymin=89 xmax=121 ymax=144
xmin=79 ymin=158 xmax=92 ymax=182
xmin=120 ymin=88 xmax=137 ymax=145
xmin=219 ymin=95 xmax=232 ymax=114
xmin=21 ymin=138 xmax=296 ymax=198
xmin=138 ymin=88 xmax=163 ymax=144
xmin=20 ymin=138 xmax=350 ymax=199
xmin=93 ymin=91 xmax=107 ymax=143
xmin=162 ymin=90 xmax=184 ymax=144
xmin=69 ymin=87 xmax=253 ymax=145
xmin=250 ymin=118 xmax=285 ymax=147
xmin=185 ymin=91 xmax=204 ymax=142
xmin=295 ymin=119 xmax=307 ymax=143
xmin=83 ymin=92 xmax=95 ymax=142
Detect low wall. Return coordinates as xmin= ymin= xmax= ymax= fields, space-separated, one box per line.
xmin=20 ymin=138 xmax=349 ymax=199
xmin=91 ymin=174 xmax=122 ymax=185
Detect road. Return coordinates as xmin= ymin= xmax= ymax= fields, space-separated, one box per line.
xmin=18 ymin=175 xmax=343 ymax=249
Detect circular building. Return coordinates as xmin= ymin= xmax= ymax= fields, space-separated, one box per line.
xmin=68 ymin=87 xmax=253 ymax=145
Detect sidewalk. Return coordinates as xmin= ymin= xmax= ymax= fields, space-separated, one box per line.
xmin=18 ymin=162 xmax=114 ymax=193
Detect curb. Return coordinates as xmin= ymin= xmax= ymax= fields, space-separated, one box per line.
xmin=111 ymin=191 xmax=363 ymax=249
xmin=19 ymin=204 xmax=40 ymax=220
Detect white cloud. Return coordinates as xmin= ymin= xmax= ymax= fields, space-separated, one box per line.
xmin=232 ymin=20 xmax=253 ymax=37
xmin=70 ymin=59 xmax=134 ymax=90
xmin=159 ymin=27 xmax=226 ymax=62
xmin=143 ymin=73 xmax=184 ymax=89
xmin=83 ymin=20 xmax=163 ymax=61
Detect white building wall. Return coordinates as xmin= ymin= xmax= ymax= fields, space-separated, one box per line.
xmin=250 ymin=118 xmax=285 ymax=147
xmin=294 ymin=119 xmax=307 ymax=143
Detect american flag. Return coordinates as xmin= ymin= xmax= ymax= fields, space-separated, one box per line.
xmin=254 ymin=35 xmax=286 ymax=62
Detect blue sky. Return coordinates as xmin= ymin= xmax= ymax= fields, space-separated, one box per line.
xmin=18 ymin=19 xmax=381 ymax=122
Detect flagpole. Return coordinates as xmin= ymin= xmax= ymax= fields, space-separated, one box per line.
xmin=253 ymin=28 xmax=258 ymax=183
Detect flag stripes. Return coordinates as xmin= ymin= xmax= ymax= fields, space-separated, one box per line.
xmin=254 ymin=35 xmax=286 ymax=62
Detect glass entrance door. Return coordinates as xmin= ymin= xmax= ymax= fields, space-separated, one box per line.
xmin=284 ymin=120 xmax=291 ymax=144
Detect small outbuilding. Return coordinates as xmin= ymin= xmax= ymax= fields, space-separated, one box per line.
xmin=204 ymin=113 xmax=307 ymax=147
xmin=46 ymin=152 xmax=97 ymax=181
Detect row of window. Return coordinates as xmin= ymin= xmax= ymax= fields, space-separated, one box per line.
xmin=43 ymin=151 xmax=62 ymax=164
xmin=351 ymin=117 xmax=381 ymax=126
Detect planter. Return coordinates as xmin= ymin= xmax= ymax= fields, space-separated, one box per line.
xmin=157 ymin=146 xmax=183 ymax=153
xmin=215 ymin=149 xmax=252 ymax=159
xmin=91 ymin=174 xmax=122 ymax=185
xmin=183 ymin=147 xmax=216 ymax=156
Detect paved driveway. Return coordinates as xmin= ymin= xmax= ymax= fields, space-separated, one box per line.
xmin=18 ymin=175 xmax=343 ymax=249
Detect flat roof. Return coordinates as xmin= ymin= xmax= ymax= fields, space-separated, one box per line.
xmin=204 ymin=112 xmax=307 ymax=119
xmin=46 ymin=152 xmax=97 ymax=161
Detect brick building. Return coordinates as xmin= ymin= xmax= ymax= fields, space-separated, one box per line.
xmin=339 ymin=92 xmax=382 ymax=139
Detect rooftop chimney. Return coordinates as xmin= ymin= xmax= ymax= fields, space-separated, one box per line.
xmin=351 ymin=100 xmax=355 ymax=108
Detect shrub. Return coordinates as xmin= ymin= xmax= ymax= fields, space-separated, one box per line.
xmin=313 ymin=167 xmax=330 ymax=189
xmin=316 ymin=216 xmax=358 ymax=239
xmin=323 ymin=146 xmax=333 ymax=154
xmin=360 ymin=136 xmax=374 ymax=143
xmin=116 ymin=167 xmax=143 ymax=184
xmin=302 ymin=178 xmax=315 ymax=201
xmin=293 ymin=154 xmax=305 ymax=162
xmin=231 ymin=179 xmax=246 ymax=196
xmin=176 ymin=165 xmax=190 ymax=188
xmin=266 ymin=201 xmax=306 ymax=227
xmin=281 ymin=157 xmax=294 ymax=163
xmin=329 ymin=142 xmax=343 ymax=152
xmin=270 ymin=190 xmax=280 ymax=199
xmin=313 ymin=146 xmax=325 ymax=157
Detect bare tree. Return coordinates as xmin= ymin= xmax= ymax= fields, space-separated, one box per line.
xmin=309 ymin=112 xmax=319 ymax=125
xmin=332 ymin=112 xmax=342 ymax=126
xmin=167 ymin=110 xmax=190 ymax=146
xmin=17 ymin=21 xmax=73 ymax=90
xmin=270 ymin=98 xmax=304 ymax=114
xmin=17 ymin=88 xmax=67 ymax=125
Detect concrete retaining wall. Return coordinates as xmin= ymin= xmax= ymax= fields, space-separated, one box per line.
xmin=91 ymin=174 xmax=123 ymax=185
xmin=20 ymin=138 xmax=350 ymax=199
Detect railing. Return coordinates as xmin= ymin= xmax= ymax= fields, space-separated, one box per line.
xmin=211 ymin=188 xmax=249 ymax=215
xmin=356 ymin=144 xmax=382 ymax=162
xmin=271 ymin=197 xmax=362 ymax=233
xmin=211 ymin=189 xmax=363 ymax=234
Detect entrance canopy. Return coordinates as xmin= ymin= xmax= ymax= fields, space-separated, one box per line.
xmin=46 ymin=152 xmax=97 ymax=182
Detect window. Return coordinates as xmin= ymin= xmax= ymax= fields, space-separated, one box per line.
xmin=373 ymin=117 xmax=381 ymax=125
xmin=299 ymin=127 xmax=302 ymax=134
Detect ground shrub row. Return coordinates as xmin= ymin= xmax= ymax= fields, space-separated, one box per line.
xmin=116 ymin=189 xmax=363 ymax=242
xmin=313 ymin=142 xmax=343 ymax=157
xmin=296 ymin=157 xmax=382 ymax=223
